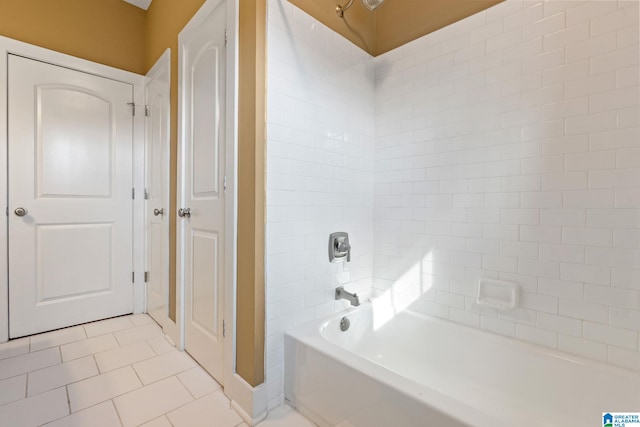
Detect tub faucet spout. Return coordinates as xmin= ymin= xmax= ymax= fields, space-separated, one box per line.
xmin=335 ymin=286 xmax=360 ymax=306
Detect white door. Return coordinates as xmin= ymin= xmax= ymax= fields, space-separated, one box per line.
xmin=179 ymin=0 xmax=226 ymax=382
xmin=145 ymin=52 xmax=171 ymax=330
xmin=8 ymin=55 xmax=134 ymax=338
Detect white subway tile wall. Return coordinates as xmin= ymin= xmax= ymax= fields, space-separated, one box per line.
xmin=265 ymin=0 xmax=375 ymax=409
xmin=373 ymin=0 xmax=639 ymax=377
xmin=265 ymin=0 xmax=640 ymax=410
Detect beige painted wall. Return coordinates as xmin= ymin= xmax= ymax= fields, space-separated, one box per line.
xmin=0 ymin=0 xmax=146 ymax=73
xmin=374 ymin=0 xmax=504 ymax=55
xmin=236 ymin=0 xmax=266 ymax=388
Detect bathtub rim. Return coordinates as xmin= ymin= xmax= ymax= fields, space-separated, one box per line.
xmin=288 ymin=302 xmax=640 ymax=380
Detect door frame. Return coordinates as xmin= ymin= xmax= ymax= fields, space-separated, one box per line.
xmin=144 ymin=48 xmax=177 ymax=344
xmin=0 ymin=36 xmax=146 ymax=343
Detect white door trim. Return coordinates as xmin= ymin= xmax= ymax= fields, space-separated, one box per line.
xmin=177 ymin=0 xmax=266 ymax=423
xmin=0 ymin=35 xmax=146 ymax=343
xmin=144 ymin=48 xmax=178 ymax=344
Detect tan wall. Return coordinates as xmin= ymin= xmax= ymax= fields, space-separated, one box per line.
xmin=0 ymin=0 xmax=146 ymax=73
xmin=374 ymin=0 xmax=505 ymax=55
xmin=236 ymin=0 xmax=266 ymax=388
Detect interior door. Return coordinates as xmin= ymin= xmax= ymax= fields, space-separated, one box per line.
xmin=145 ymin=53 xmax=170 ymax=330
xmin=179 ymin=0 xmax=226 ymax=382
xmin=8 ymin=54 xmax=134 ymax=338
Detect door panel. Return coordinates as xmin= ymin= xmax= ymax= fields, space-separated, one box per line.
xmin=192 ymin=45 xmax=221 ymax=197
xmin=38 ymin=87 xmax=112 ymax=197
xmin=38 ymin=223 xmax=113 ymax=300
xmin=8 ymin=55 xmax=134 ymax=338
xmin=191 ymin=230 xmax=219 ymax=337
xmin=180 ymin=0 xmax=226 ymax=383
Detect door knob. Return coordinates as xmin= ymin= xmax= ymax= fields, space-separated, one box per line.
xmin=14 ymin=207 xmax=28 ymax=217
xmin=178 ymin=208 xmax=191 ymax=218
xmin=153 ymin=208 xmax=164 ymax=216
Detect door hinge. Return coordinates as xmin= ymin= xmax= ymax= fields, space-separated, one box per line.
xmin=127 ymin=102 xmax=136 ymax=116
xmin=144 ymin=271 xmax=149 ymax=283
xmin=223 ymin=175 xmax=227 ymax=193
xmin=132 ymin=272 xmax=135 ymax=283
xmin=132 ymin=188 xmax=136 ymax=200
xmin=144 ymin=188 xmax=150 ymax=200
xmin=223 ymin=320 xmax=226 ymax=338
xmin=225 ymin=29 xmax=228 ymax=48
xmin=145 ymin=105 xmax=150 ymax=117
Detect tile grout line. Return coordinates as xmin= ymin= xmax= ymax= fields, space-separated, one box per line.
xmin=111 ymin=398 xmax=126 ymax=427
xmin=64 ymin=383 xmax=71 ymax=418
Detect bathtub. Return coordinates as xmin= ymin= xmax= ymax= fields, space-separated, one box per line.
xmin=285 ymin=303 xmax=640 ymax=427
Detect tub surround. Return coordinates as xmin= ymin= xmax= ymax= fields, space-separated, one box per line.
xmin=373 ymin=0 xmax=639 ymax=373
xmin=266 ymin=0 xmax=640 ymax=411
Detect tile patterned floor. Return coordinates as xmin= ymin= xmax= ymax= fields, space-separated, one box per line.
xmin=0 ymin=314 xmax=314 ymax=427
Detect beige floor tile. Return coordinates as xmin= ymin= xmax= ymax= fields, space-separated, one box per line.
xmin=129 ymin=314 xmax=155 ymax=326
xmin=0 ymin=375 xmax=26 ymax=406
xmin=177 ymin=366 xmax=221 ymax=398
xmin=0 ymin=348 xmax=60 ymax=380
xmin=113 ymin=376 xmax=193 ymax=427
xmin=60 ymin=334 xmax=119 ymax=362
xmin=260 ymin=405 xmax=316 ymax=427
xmin=43 ymin=401 xmax=122 ymax=427
xmin=94 ymin=340 xmax=156 ymax=373
xmin=0 ymin=316 xmax=316 ymax=427
xmin=30 ymin=326 xmax=87 ymax=352
xmin=114 ymin=323 xmax=163 ymax=346
xmin=146 ymin=336 xmax=176 ymax=355
xmin=0 ymin=387 xmax=68 ymax=427
xmin=28 ymin=356 xmax=98 ymax=396
xmin=133 ymin=350 xmax=196 ymax=385
xmin=167 ymin=391 xmax=242 ymax=427
xmin=0 ymin=337 xmax=30 ymax=361
xmin=67 ymin=365 xmax=141 ymax=412
xmin=139 ymin=416 xmax=173 ymax=427
xmin=84 ymin=316 xmax=135 ymax=338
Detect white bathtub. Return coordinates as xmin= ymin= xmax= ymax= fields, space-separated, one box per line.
xmin=285 ymin=303 xmax=640 ymax=427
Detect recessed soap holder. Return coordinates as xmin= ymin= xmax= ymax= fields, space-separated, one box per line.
xmin=476 ymin=279 xmax=519 ymax=311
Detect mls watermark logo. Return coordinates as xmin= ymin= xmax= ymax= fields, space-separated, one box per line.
xmin=604 ymin=413 xmax=640 ymax=427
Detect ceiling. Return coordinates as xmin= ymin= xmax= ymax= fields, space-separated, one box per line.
xmin=123 ymin=0 xmax=153 ymax=10
xmin=289 ymin=0 xmax=505 ymax=56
